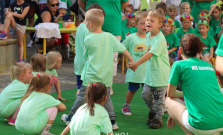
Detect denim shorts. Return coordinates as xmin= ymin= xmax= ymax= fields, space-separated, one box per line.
xmin=128 ymin=82 xmax=144 ymax=92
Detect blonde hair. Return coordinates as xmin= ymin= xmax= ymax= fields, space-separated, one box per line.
xmin=148 ymin=9 xmax=165 ymax=24
xmin=180 ymin=2 xmax=190 ymax=14
xmin=135 ymin=11 xmax=148 ymax=24
xmin=46 ymin=51 xmax=62 ymax=70
xmin=21 ymin=72 xmax=53 ymax=103
xmin=85 ymin=9 xmax=104 ymax=27
xmin=167 ymin=4 xmax=177 ymax=12
xmin=30 ymin=53 xmax=46 ymax=72
xmin=11 ymin=62 xmax=32 ymax=81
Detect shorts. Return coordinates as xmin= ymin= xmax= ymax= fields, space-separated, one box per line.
xmin=55 ymin=34 xmax=70 ymax=45
xmin=76 ymin=75 xmax=83 ymax=89
xmin=15 ymin=23 xmax=26 ymax=33
xmin=182 ymin=110 xmax=223 ymax=135
xmin=128 ymin=82 xmax=144 ymax=92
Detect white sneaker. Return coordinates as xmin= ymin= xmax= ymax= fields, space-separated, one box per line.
xmin=27 ymin=41 xmax=33 ymax=48
xmin=112 ymin=123 xmax=119 ymax=130
xmin=61 ymin=114 xmax=71 ymax=125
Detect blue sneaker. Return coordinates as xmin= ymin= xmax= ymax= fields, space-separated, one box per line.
xmin=0 ymin=32 xmax=7 ymax=39
xmin=61 ymin=114 xmax=71 ymax=125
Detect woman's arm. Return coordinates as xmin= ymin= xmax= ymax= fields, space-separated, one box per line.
xmin=57 ymin=103 xmax=66 ymax=112
xmin=11 ymin=6 xmax=30 ymax=19
xmin=167 ymin=83 xmax=183 ymax=98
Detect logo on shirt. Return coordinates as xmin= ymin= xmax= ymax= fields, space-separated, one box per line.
xmin=133 ymin=44 xmax=146 ymax=57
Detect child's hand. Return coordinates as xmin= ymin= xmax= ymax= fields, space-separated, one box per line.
xmin=167 ymin=116 xmax=175 ymax=129
xmin=210 ymin=4 xmax=217 ymax=10
xmin=57 ymin=95 xmax=66 ymax=101
xmin=128 ymin=61 xmax=137 ymax=72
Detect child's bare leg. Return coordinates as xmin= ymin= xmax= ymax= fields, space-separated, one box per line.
xmin=3 ymin=13 xmax=16 ymax=36
xmin=16 ymin=31 xmax=24 ymax=60
xmin=125 ymin=90 xmax=137 ymax=105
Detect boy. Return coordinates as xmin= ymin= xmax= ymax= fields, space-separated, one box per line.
xmin=175 ymin=2 xmax=191 ymax=25
xmin=167 ymin=4 xmax=181 ymax=29
xmin=129 ymin=9 xmax=170 ymax=129
xmin=62 ymin=8 xmax=134 ymax=130
xmin=121 ymin=11 xmax=148 ymax=116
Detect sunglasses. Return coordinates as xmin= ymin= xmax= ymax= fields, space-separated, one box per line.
xmin=50 ymin=3 xmax=59 ymax=7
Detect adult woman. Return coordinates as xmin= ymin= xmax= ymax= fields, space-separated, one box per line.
xmin=166 ymin=33 xmax=223 ymax=135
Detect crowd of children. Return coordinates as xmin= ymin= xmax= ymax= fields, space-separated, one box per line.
xmin=0 ymin=0 xmax=223 ymax=135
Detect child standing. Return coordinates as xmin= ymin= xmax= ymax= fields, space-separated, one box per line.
xmin=0 ymin=62 xmax=33 ymax=125
xmin=129 ymin=9 xmax=170 ymax=129
xmin=162 ymin=17 xmax=180 ymax=65
xmin=121 ymin=13 xmax=137 ymax=41
xmin=177 ymin=14 xmax=195 ymax=41
xmin=167 ymin=4 xmax=181 ymax=29
xmin=61 ymin=82 xmax=113 ymax=135
xmin=15 ymin=72 xmax=66 ymax=135
xmin=197 ymin=19 xmax=217 ymax=63
xmin=30 ymin=53 xmax=46 ymax=75
xmin=0 ymin=0 xmax=30 ymax=62
xmin=121 ymin=11 xmax=148 ymax=116
xmin=46 ymin=51 xmax=66 ymax=101
xmin=61 ymin=9 xmax=134 ymax=130
xmin=54 ymin=2 xmax=70 ymax=59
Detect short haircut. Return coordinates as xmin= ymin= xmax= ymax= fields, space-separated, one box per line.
xmin=167 ymin=4 xmax=177 ymax=12
xmin=85 ymin=9 xmax=104 ymax=27
xmin=86 ymin=3 xmax=105 ymax=17
xmin=135 ymin=11 xmax=148 ymax=24
xmin=148 ymin=9 xmax=165 ymax=23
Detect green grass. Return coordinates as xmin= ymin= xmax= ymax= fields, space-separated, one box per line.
xmin=0 ymin=83 xmax=222 ymax=135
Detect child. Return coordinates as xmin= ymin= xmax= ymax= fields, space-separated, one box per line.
xmin=122 ymin=4 xmax=134 ymax=21
xmin=216 ymin=15 xmax=223 ymax=39
xmin=121 ymin=13 xmax=137 ymax=41
xmin=0 ymin=0 xmax=30 ymax=62
xmin=210 ymin=4 xmax=221 ymax=33
xmin=175 ymin=2 xmax=192 ymax=26
xmin=74 ymin=3 xmax=104 ymax=97
xmin=61 ymin=82 xmax=113 ymax=135
xmin=46 ymin=51 xmax=66 ymax=101
xmin=162 ymin=17 xmax=180 ymax=65
xmin=129 ymin=9 xmax=170 ymax=129
xmin=177 ymin=14 xmax=195 ymax=41
xmin=61 ymin=9 xmax=134 ymax=130
xmin=155 ymin=2 xmax=167 ymax=16
xmin=197 ymin=19 xmax=217 ymax=63
xmin=30 ymin=53 xmax=46 ymax=75
xmin=54 ymin=2 xmax=70 ymax=59
xmin=0 ymin=62 xmax=33 ymax=125
xmin=167 ymin=4 xmax=181 ymax=29
xmin=15 ymin=72 xmax=66 ymax=135
xmin=121 ymin=11 xmax=148 ymax=116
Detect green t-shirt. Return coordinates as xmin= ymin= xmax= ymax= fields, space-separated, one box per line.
xmin=144 ymin=32 xmax=170 ymax=87
xmin=215 ymin=26 xmax=221 ymax=36
xmin=174 ymin=20 xmax=181 ymax=28
xmin=164 ymin=33 xmax=180 ymax=56
xmin=216 ymin=33 xmax=223 ymax=56
xmin=46 ymin=69 xmax=58 ymax=77
xmin=15 ymin=91 xmax=61 ymax=134
xmin=195 ymin=26 xmax=215 ymax=38
xmin=169 ymin=58 xmax=223 ymax=130
xmin=210 ymin=18 xmax=220 ymax=33
xmin=191 ymin=1 xmax=216 ymax=23
xmin=74 ymin=23 xmax=89 ymax=75
xmin=121 ymin=24 xmax=137 ymax=41
xmin=122 ymin=33 xmax=147 ymax=83
xmin=0 ymin=79 xmax=28 ymax=118
xmin=81 ymin=32 xmax=126 ymax=87
xmin=196 ymin=34 xmax=216 ymax=54
xmin=70 ymin=103 xmax=112 ymax=135
xmin=177 ymin=27 xmax=195 ymax=41
xmin=83 ymin=0 xmax=128 ymax=35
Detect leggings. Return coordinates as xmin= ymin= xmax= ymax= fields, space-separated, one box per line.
xmin=46 ymin=107 xmax=58 ymax=121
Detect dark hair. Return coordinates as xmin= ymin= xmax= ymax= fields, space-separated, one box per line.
xmin=181 ymin=34 xmax=204 ymax=57
xmin=86 ymin=3 xmax=105 ymax=16
xmin=86 ymin=82 xmax=107 ymax=116
xmin=124 ymin=4 xmax=134 ymax=13
xmin=156 ymin=2 xmax=167 ymax=15
xmin=30 ymin=53 xmax=46 ymax=72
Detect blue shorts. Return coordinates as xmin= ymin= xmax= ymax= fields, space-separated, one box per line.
xmin=76 ymin=75 xmax=82 ymax=89
xmin=128 ymin=82 xmax=144 ymax=92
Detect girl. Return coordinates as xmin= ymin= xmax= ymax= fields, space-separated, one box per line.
xmin=122 ymin=4 xmax=134 ymax=21
xmin=155 ymin=2 xmax=167 ymax=16
xmin=197 ymin=19 xmax=217 ymax=64
xmin=166 ymin=33 xmax=223 ymax=135
xmin=46 ymin=51 xmax=66 ymax=101
xmin=30 ymin=53 xmax=46 ymax=75
xmin=216 ymin=15 xmax=223 ymax=40
xmin=176 ymin=14 xmax=195 ymax=41
xmin=210 ymin=4 xmax=221 ymax=33
xmin=15 ymin=72 xmax=66 ymax=135
xmin=121 ymin=13 xmax=137 ymax=41
xmin=162 ymin=17 xmax=180 ymax=66
xmin=0 ymin=0 xmax=30 ymax=62
xmin=61 ymin=82 xmax=113 ymax=135
xmin=0 ymin=62 xmax=33 ymax=125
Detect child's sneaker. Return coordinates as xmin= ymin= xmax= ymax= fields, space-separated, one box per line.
xmin=147 ymin=110 xmax=156 ymax=125
xmin=122 ymin=106 xmax=132 ymax=116
xmin=61 ymin=114 xmax=71 ymax=125
xmin=111 ymin=120 xmax=119 ymax=130
xmin=8 ymin=117 xmax=16 ymax=126
xmin=0 ymin=32 xmax=7 ymax=39
xmin=149 ymin=117 xmax=163 ymax=129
